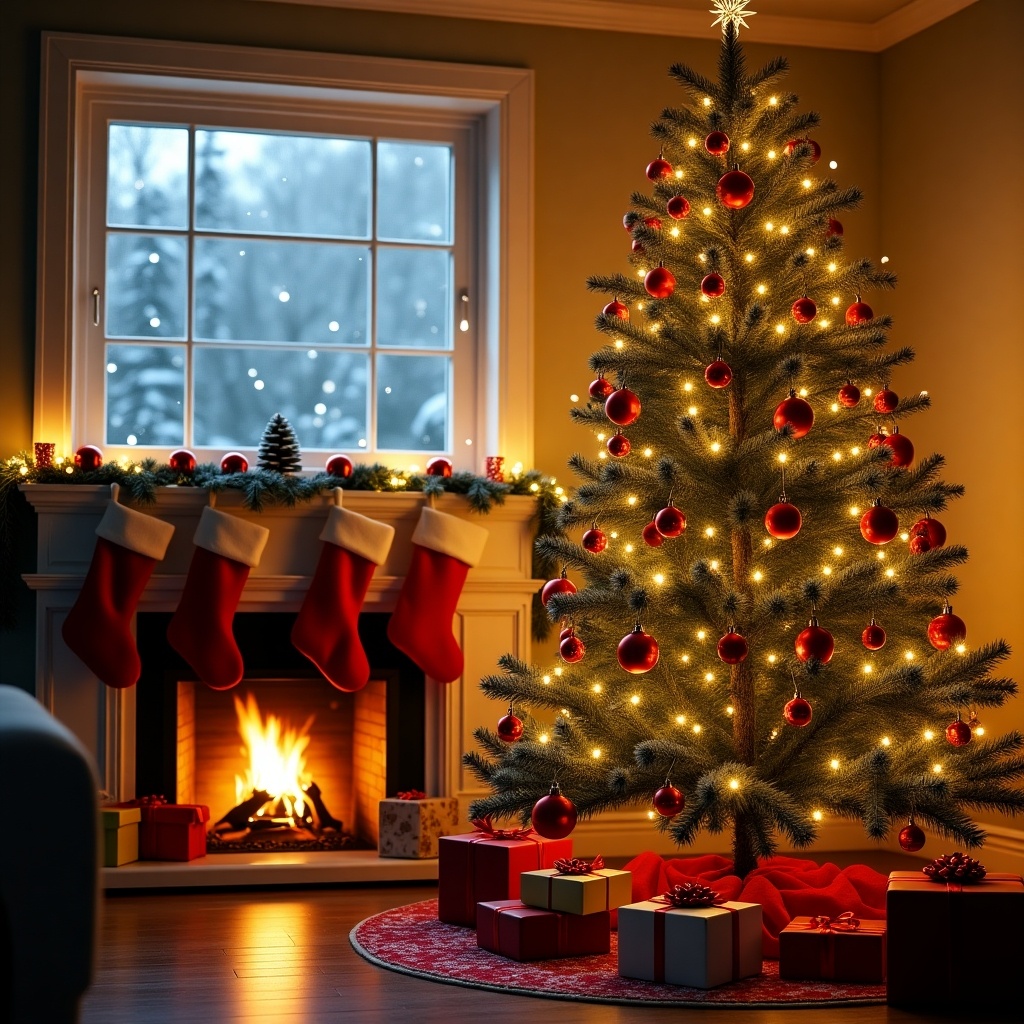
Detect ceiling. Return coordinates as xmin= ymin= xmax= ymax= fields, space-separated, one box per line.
xmin=257 ymin=0 xmax=981 ymax=52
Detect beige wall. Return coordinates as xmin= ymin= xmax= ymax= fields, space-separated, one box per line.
xmin=881 ymin=0 xmax=1024 ymax=828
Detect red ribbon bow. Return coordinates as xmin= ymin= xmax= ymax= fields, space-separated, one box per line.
xmin=808 ymin=911 xmax=860 ymax=932
xmin=658 ymin=882 xmax=726 ymax=908
xmin=395 ymin=789 xmax=427 ymax=800
xmin=553 ymin=855 xmax=605 ymax=875
xmin=470 ymin=815 xmax=535 ymax=840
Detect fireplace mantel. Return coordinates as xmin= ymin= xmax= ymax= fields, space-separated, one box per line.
xmin=20 ymin=485 xmax=541 ymax=835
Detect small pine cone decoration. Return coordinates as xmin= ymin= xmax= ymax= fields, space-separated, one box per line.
xmin=663 ymin=882 xmax=725 ymax=908
xmin=922 ymin=852 xmax=987 ymax=884
xmin=257 ymin=413 xmax=302 ymax=474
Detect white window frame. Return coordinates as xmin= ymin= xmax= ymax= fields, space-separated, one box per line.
xmin=37 ymin=33 xmax=534 ymax=473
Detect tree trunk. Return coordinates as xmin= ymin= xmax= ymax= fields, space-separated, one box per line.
xmin=732 ymin=812 xmax=758 ymax=880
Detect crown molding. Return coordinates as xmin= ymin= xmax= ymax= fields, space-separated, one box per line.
xmin=248 ymin=0 xmax=980 ymax=53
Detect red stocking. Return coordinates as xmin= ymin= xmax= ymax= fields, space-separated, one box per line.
xmin=167 ymin=507 xmax=269 ymax=691
xmin=291 ymin=499 xmax=395 ymax=692
xmin=386 ymin=506 xmax=488 ymax=683
xmin=61 ymin=483 xmax=175 ymax=689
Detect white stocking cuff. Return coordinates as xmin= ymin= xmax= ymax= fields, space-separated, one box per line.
xmin=193 ymin=507 xmax=270 ymax=568
xmin=95 ymin=500 xmax=175 ymax=561
xmin=411 ymin=506 xmax=489 ymax=567
xmin=319 ymin=506 xmax=395 ymax=566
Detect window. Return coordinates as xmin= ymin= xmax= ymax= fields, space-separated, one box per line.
xmin=38 ymin=35 xmax=533 ymax=472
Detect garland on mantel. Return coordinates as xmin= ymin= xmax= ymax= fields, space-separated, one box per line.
xmin=0 ymin=452 xmax=567 ymax=638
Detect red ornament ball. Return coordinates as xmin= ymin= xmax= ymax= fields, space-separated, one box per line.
xmin=874 ymin=388 xmax=899 ymax=414
xmin=862 ymin=622 xmax=887 ymax=651
xmin=426 ymin=457 xmax=453 ymax=477
xmin=607 ymin=433 xmax=631 ymax=458
xmin=846 ymin=300 xmax=874 ymax=325
xmin=653 ymin=785 xmax=686 ymax=818
xmin=838 ymin=382 xmax=861 ymax=408
xmin=826 ymin=217 xmax=844 ymax=237
xmin=169 ymin=449 xmax=196 ymax=474
xmin=631 ymin=238 xmax=645 ymax=254
xmin=909 ymin=534 xmax=931 ymax=555
xmin=883 ymin=431 xmax=914 ymax=468
xmin=928 ymin=607 xmax=967 ymax=651
xmin=605 ymin=387 xmax=642 ymax=426
xmin=716 ymin=169 xmax=755 ymax=210
xmin=496 ymin=712 xmax=524 ymax=742
xmin=644 ymin=266 xmax=676 ymax=299
xmin=860 ymin=503 xmax=899 ymax=544
xmin=532 ymin=784 xmax=577 ymax=840
xmin=654 ymin=504 xmax=686 ymax=538
xmin=717 ymin=631 xmax=749 ymax=665
xmin=773 ymin=394 xmax=814 ymax=438
xmin=765 ymin=501 xmax=802 ymax=540
xmin=898 ymin=823 xmax=926 ymax=853
xmin=646 ymin=157 xmax=672 ymax=181
xmin=784 ymin=696 xmax=813 ymax=727
xmin=559 ymin=626 xmax=574 ymax=642
xmin=644 ymin=216 xmax=663 ymax=230
xmin=666 ymin=195 xmax=691 ymax=219
xmin=784 ymin=138 xmax=821 ymax=162
xmin=220 ymin=451 xmax=249 ymax=474
xmin=325 ymin=454 xmax=353 ymax=478
xmin=74 ymin=445 xmax=104 ymax=471
xmin=623 ymin=213 xmax=634 ymax=232
xmin=589 ymin=375 xmax=614 ymax=399
xmin=559 ymin=633 xmax=586 ymax=664
xmin=700 ymin=273 xmax=726 ymax=298
xmin=603 ymin=299 xmax=629 ymax=320
xmin=541 ymin=575 xmax=577 ymax=607
xmin=642 ymin=521 xmax=664 ymax=547
xmin=946 ymin=718 xmax=972 ymax=747
xmin=867 ymin=431 xmax=886 ymax=449
xmin=705 ymin=359 xmax=733 ymax=389
xmin=911 ymin=517 xmax=946 ymax=549
xmin=582 ymin=528 xmax=607 ymax=553
xmin=795 ymin=622 xmax=835 ymax=664
xmin=704 ymin=131 xmax=730 ymax=155
xmin=617 ymin=626 xmax=660 ymax=674
xmin=791 ymin=296 xmax=817 ymax=323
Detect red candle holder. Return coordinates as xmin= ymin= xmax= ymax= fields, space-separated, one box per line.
xmin=34 ymin=442 xmax=56 ymax=468
xmin=485 ymin=456 xmax=505 ymax=482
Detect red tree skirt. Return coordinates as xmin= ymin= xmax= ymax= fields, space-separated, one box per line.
xmin=349 ymin=898 xmax=886 ymax=1008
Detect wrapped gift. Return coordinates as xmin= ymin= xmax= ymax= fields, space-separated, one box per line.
xmin=618 ymin=884 xmax=762 ymax=989
xmin=101 ymin=806 xmax=141 ymax=867
xmin=438 ymin=817 xmax=573 ymax=925
xmin=779 ymin=913 xmax=886 ymax=983
xmin=138 ymin=803 xmax=209 ymax=861
xmin=476 ymin=900 xmax=611 ymax=961
xmin=378 ymin=792 xmax=459 ymax=859
xmin=887 ymin=860 xmax=1024 ymax=1009
xmin=520 ymin=855 xmax=632 ymax=915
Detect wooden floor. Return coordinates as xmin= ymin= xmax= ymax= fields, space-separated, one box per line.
xmin=80 ymin=864 xmax=1014 ymax=1024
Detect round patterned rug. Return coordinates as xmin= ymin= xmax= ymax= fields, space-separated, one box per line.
xmin=349 ymin=899 xmax=886 ymax=1008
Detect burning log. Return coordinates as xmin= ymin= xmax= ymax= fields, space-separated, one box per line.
xmin=304 ymin=781 xmax=342 ymax=831
xmin=214 ymin=789 xmax=271 ymax=832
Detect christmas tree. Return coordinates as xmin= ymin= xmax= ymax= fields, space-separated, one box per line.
xmin=257 ymin=413 xmax=302 ymax=474
xmin=466 ymin=9 xmax=1024 ymax=879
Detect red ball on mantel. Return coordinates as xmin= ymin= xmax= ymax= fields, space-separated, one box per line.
xmin=773 ymin=391 xmax=814 ymax=438
xmin=837 ymin=382 xmax=861 ymax=408
xmin=716 ymin=169 xmax=755 ymax=209
xmin=666 ymin=195 xmax=691 ymax=220
xmin=795 ymin=618 xmax=835 ymax=664
xmin=603 ymin=299 xmax=629 ymax=320
xmin=654 ymin=503 xmax=686 ymax=538
xmin=169 ymin=449 xmax=196 ymax=474
xmin=946 ymin=717 xmax=972 ymax=747
xmin=559 ymin=632 xmax=586 ymax=664
xmin=784 ymin=695 xmax=813 ymax=727
xmin=700 ymin=273 xmax=726 ymax=298
xmin=928 ymin=604 xmax=967 ymax=651
xmin=325 ymin=454 xmax=353 ymax=478
xmin=898 ymin=821 xmax=926 ymax=852
xmin=717 ymin=629 xmax=748 ymax=665
xmin=764 ymin=501 xmax=802 ymax=540
xmin=646 ymin=156 xmax=673 ymax=181
xmin=642 ymin=521 xmax=665 ymax=547
xmin=605 ymin=387 xmax=642 ymax=426
xmin=607 ymin=433 xmax=631 ymax=458
xmin=911 ymin=516 xmax=947 ymax=550
xmin=496 ymin=707 xmax=524 ymax=743
xmin=705 ymin=359 xmax=733 ymax=389
xmin=862 ymin=620 xmax=887 ymax=651
xmin=220 ymin=451 xmax=248 ymax=474
xmin=704 ymin=131 xmax=730 ymax=155
xmin=425 ymin=457 xmax=453 ymax=477
xmin=74 ymin=445 xmax=104 ymax=471
xmin=589 ymin=375 xmax=615 ymax=399
xmin=826 ymin=217 xmax=844 ymax=237
xmin=846 ymin=299 xmax=874 ymax=325
xmin=873 ymin=388 xmax=899 ymax=414
xmin=860 ymin=501 xmax=899 ymax=544
xmin=582 ymin=527 xmax=607 ymax=553
xmin=644 ymin=265 xmax=676 ymax=299
xmin=532 ymin=783 xmax=577 ymax=840
xmin=883 ymin=430 xmax=914 ymax=468
xmin=653 ymin=784 xmax=686 ymax=818
xmin=617 ymin=625 xmax=660 ymax=674
xmin=541 ymin=572 xmax=577 ymax=607
xmin=791 ymin=296 xmax=817 ymax=323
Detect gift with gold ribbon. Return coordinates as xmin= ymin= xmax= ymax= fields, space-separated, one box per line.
xmin=779 ymin=912 xmax=886 ymax=983
xmin=520 ymin=854 xmax=633 ymax=916
xmin=476 ymin=899 xmax=611 ymax=961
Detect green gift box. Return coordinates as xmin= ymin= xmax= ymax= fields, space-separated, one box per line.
xmin=101 ymin=806 xmax=141 ymax=866
xmin=520 ymin=860 xmax=632 ymax=915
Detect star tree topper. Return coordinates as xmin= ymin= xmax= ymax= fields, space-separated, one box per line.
xmin=710 ymin=0 xmax=756 ymax=35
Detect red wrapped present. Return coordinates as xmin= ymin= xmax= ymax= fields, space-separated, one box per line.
xmin=779 ymin=913 xmax=886 ymax=983
xmin=887 ymin=865 xmax=1024 ymax=1009
xmin=476 ymin=900 xmax=610 ymax=961
xmin=438 ymin=818 xmax=573 ymax=925
xmin=137 ymin=803 xmax=210 ymax=861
